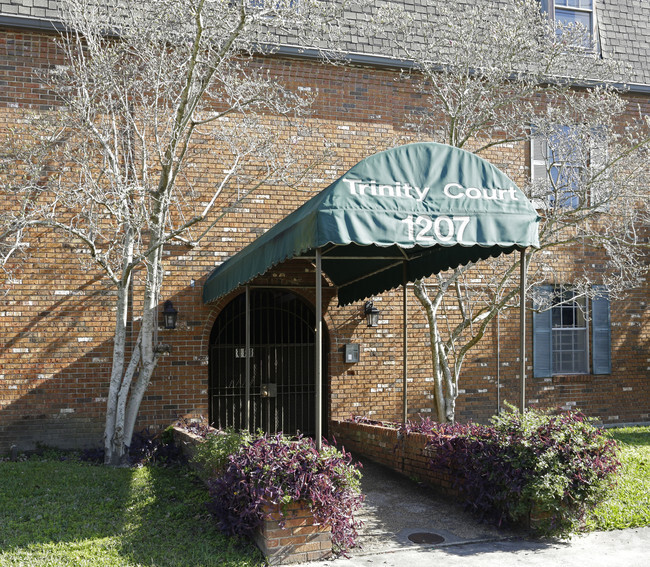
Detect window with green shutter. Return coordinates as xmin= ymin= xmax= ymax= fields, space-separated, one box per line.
xmin=533 ymin=284 xmax=611 ymax=377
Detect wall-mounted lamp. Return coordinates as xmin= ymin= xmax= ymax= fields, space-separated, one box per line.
xmin=364 ymin=300 xmax=380 ymax=328
xmin=163 ymin=300 xmax=178 ymax=330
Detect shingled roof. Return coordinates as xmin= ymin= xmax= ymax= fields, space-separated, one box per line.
xmin=1 ymin=0 xmax=648 ymax=86
xmin=598 ymin=0 xmax=650 ymax=85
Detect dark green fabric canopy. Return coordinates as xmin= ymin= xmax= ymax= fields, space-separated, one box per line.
xmin=203 ymin=142 xmax=540 ymax=306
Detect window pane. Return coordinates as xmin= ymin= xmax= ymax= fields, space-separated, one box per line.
xmin=556 ymin=8 xmax=591 ymax=28
xmin=553 ymin=329 xmax=588 ymax=374
xmin=551 ymin=288 xmax=588 ymax=374
xmin=556 ymin=0 xmax=593 ymax=8
xmin=548 ymin=123 xmax=583 ymax=210
xmin=550 ymin=166 xmax=581 ymax=208
xmin=549 ymin=125 xmax=583 ymax=166
xmin=562 ymin=304 xmax=576 ymax=326
xmin=552 ymin=305 xmax=562 ymax=327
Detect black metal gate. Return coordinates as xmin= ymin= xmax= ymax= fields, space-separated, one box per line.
xmin=209 ymin=289 xmax=323 ymax=436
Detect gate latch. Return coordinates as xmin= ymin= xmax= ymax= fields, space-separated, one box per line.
xmin=260 ymin=383 xmax=277 ymax=398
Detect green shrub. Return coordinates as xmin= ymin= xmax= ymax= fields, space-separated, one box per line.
xmin=426 ymin=405 xmax=620 ymax=535
xmin=494 ymin=406 xmax=620 ymax=534
xmin=191 ymin=428 xmax=251 ymax=480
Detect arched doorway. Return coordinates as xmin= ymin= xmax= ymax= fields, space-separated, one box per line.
xmin=209 ymin=289 xmax=327 ymax=436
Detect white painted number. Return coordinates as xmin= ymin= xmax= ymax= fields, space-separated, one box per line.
xmin=415 ymin=216 xmax=434 ymax=243
xmin=401 ymin=215 xmax=470 ymax=244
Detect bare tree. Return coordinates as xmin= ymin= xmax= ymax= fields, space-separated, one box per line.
xmin=0 ymin=0 xmax=361 ymax=464
xmin=0 ymin=129 xmax=49 ymax=293
xmin=379 ymin=0 xmax=650 ymax=422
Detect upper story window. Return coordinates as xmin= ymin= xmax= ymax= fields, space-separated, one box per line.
xmin=554 ymin=0 xmax=593 ymax=29
xmin=248 ymin=0 xmax=298 ymax=8
xmin=541 ymin=0 xmax=595 ymax=47
xmin=530 ymin=124 xmax=608 ymax=210
xmin=531 ymin=125 xmax=585 ymax=209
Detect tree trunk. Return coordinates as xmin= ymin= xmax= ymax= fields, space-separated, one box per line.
xmin=413 ymin=279 xmax=456 ymax=423
xmin=104 ymin=283 xmax=130 ymax=465
xmin=123 ymin=250 xmax=162 ymax=450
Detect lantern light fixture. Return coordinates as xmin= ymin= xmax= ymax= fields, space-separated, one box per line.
xmin=364 ymin=300 xmax=380 ymax=327
xmin=163 ymin=300 xmax=178 ymax=330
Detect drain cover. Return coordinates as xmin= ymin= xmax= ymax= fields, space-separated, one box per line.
xmin=408 ymin=532 xmax=445 ymax=545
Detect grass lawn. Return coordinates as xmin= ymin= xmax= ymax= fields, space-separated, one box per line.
xmin=1 ymin=426 xmax=647 ymax=565
xmin=0 ymin=456 xmax=264 ymax=567
xmin=586 ymin=426 xmax=650 ymax=530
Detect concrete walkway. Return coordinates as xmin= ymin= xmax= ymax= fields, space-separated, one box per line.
xmin=295 ymin=457 xmax=650 ymax=567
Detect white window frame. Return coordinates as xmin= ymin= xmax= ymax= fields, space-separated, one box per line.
xmin=530 ymin=125 xmax=584 ymax=210
xmin=541 ymin=0 xmax=597 ymax=49
xmin=530 ymin=125 xmax=608 ymax=211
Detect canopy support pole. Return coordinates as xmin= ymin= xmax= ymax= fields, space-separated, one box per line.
xmin=245 ymin=285 xmax=251 ymax=432
xmin=402 ymin=261 xmax=408 ymax=424
xmin=519 ymin=249 xmax=527 ymax=414
xmin=315 ymin=248 xmax=323 ymax=451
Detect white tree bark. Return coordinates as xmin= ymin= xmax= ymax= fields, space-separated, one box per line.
xmin=1 ymin=0 xmax=368 ymax=464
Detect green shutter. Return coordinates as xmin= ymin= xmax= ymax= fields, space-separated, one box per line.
xmin=533 ymin=285 xmax=553 ymax=378
xmin=592 ymin=285 xmax=611 ymax=375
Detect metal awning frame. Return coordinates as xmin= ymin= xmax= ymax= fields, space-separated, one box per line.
xmin=235 ymin=246 xmax=528 ymax=450
xmin=308 ymin=246 xmax=528 ymax=449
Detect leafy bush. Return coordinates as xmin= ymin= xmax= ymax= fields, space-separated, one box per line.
xmin=426 ymin=406 xmax=620 ymax=535
xmin=207 ymin=433 xmax=363 ymax=554
xmin=191 ymin=428 xmax=251 ymax=480
xmin=398 ymin=415 xmax=463 ymax=437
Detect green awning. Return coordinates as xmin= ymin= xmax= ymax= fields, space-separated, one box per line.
xmin=203 ymin=142 xmax=540 ymax=306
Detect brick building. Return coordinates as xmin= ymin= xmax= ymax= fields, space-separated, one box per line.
xmin=1 ymin=0 xmax=648 ymax=453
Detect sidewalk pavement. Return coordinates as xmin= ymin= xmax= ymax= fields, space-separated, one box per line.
xmin=294 ymin=457 xmax=650 ymax=567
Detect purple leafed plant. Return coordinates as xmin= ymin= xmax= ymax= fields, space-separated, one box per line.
xmin=424 ymin=406 xmax=620 ymax=534
xmin=346 ymin=407 xmax=620 ymax=535
xmin=207 ymin=433 xmax=364 ymax=554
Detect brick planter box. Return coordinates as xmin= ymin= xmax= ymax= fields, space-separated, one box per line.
xmin=172 ymin=426 xmax=333 ymax=564
xmin=330 ymin=420 xmax=574 ymax=532
xmin=330 ymin=419 xmax=458 ymax=497
xmin=171 ymin=426 xmax=212 ymax=474
xmin=253 ymin=501 xmax=332 ymax=565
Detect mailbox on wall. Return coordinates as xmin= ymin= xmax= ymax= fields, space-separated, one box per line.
xmin=343 ymin=343 xmax=359 ymax=364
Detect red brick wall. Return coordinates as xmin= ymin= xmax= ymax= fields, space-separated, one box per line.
xmin=330 ymin=420 xmax=457 ymax=496
xmin=1 ymin=24 xmax=648 ymax=453
xmin=253 ymin=501 xmax=332 ymax=565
